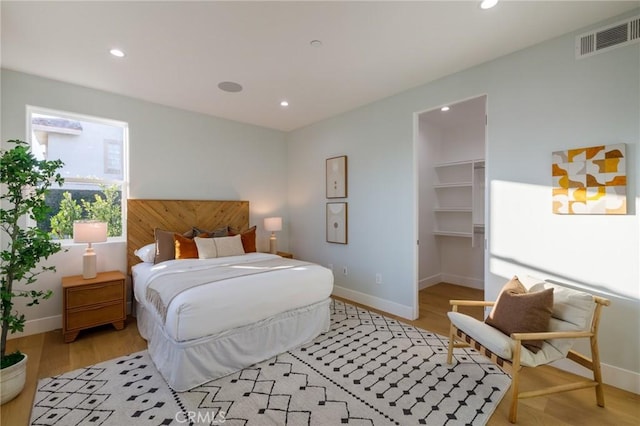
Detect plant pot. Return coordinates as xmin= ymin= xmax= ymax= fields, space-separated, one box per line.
xmin=1 ymin=353 xmax=27 ymax=405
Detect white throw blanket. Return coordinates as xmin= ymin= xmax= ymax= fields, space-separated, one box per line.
xmin=146 ymin=257 xmax=310 ymax=322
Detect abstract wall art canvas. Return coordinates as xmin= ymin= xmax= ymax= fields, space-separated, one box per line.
xmin=326 ymin=156 xmax=347 ymax=198
xmin=552 ymin=143 xmax=626 ymax=214
xmin=326 ymin=202 xmax=347 ymax=244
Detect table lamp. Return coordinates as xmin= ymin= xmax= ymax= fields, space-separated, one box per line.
xmin=264 ymin=217 xmax=282 ymax=254
xmin=73 ymin=220 xmax=108 ymax=279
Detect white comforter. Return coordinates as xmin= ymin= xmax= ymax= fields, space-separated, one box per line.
xmin=133 ymin=253 xmax=333 ymax=342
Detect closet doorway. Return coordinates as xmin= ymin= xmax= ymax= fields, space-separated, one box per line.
xmin=415 ymin=95 xmax=487 ymax=316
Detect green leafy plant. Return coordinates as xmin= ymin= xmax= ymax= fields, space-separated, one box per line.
xmin=49 ymin=192 xmax=82 ymax=239
xmin=0 ymin=139 xmax=64 ymax=365
xmin=49 ymin=184 xmax=121 ymax=238
xmin=81 ymin=185 xmax=122 ymax=237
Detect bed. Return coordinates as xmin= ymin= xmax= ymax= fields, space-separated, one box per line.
xmin=127 ymin=199 xmax=333 ymax=391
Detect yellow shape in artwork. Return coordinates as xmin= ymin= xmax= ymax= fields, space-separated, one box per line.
xmin=572 ymin=187 xmax=587 ymax=202
xmin=586 ymin=187 xmax=606 ymax=201
xmin=552 ymin=187 xmax=568 ymax=197
xmin=568 ymin=201 xmax=588 ymax=214
xmin=568 ymin=148 xmax=586 ymax=162
xmin=592 ymin=158 xmax=621 ymax=173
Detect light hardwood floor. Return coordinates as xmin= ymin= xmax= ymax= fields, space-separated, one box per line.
xmin=2 ymin=283 xmax=638 ymax=425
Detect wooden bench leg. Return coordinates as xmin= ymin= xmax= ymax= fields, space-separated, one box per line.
xmin=509 ymin=343 xmax=522 ymax=423
xmin=590 ymin=335 xmax=605 ymax=407
xmin=447 ymin=324 xmax=456 ymax=364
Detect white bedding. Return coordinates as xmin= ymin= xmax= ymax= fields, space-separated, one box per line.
xmin=133 ymin=252 xmax=333 ymax=342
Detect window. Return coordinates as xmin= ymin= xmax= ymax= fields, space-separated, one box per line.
xmin=28 ymin=106 xmax=128 ymax=240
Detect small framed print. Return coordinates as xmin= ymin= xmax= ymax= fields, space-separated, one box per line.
xmin=326 ymin=155 xmax=347 ymax=198
xmin=326 ymin=202 xmax=347 ymax=244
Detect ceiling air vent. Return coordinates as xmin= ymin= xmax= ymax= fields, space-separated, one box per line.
xmin=576 ymin=15 xmax=640 ymax=59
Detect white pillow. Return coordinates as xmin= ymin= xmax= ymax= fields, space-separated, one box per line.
xmin=194 ymin=237 xmax=218 ymax=259
xmin=214 ymin=235 xmax=245 ymax=257
xmin=134 ymin=243 xmax=156 ymax=263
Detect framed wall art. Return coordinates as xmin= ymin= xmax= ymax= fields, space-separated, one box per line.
xmin=326 ymin=202 xmax=348 ymax=244
xmin=552 ymin=143 xmax=626 ymax=214
xmin=326 ymin=155 xmax=347 ymax=198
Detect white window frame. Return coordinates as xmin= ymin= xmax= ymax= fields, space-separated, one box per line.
xmin=26 ymin=105 xmax=129 ymax=244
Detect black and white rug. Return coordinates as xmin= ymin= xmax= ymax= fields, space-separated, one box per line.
xmin=31 ymin=300 xmax=510 ymax=425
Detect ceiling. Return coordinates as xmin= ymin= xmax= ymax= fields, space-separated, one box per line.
xmin=2 ymin=1 xmax=638 ymax=132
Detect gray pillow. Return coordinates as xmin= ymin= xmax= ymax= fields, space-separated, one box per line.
xmin=193 ymin=226 xmax=229 ymax=238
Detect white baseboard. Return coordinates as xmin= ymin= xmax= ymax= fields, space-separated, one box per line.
xmin=441 ymin=273 xmax=484 ymax=290
xmin=7 ymin=301 xmax=133 ymax=340
xmin=419 ymin=273 xmax=442 ymax=290
xmin=7 ymin=314 xmax=62 ymax=340
xmin=332 ymin=285 xmax=414 ymax=320
xmin=551 ymin=358 xmax=640 ymax=395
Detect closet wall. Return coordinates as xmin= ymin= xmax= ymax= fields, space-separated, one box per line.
xmin=418 ymin=95 xmax=486 ymax=290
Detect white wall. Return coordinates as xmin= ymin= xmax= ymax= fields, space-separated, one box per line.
xmin=287 ymin=99 xmax=418 ymax=319
xmin=287 ymin=10 xmax=639 ymax=391
xmin=1 ymin=69 xmax=288 ymax=335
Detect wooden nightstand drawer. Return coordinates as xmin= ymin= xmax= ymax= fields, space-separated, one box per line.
xmin=62 ymin=270 xmax=127 ymax=343
xmin=66 ymin=301 xmax=125 ymax=330
xmin=66 ymin=281 xmax=124 ymax=309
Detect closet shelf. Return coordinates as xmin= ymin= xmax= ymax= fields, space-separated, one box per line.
xmin=434 ymin=208 xmax=472 ymax=213
xmin=433 ymin=182 xmax=473 ymax=188
xmin=431 ymin=157 xmax=484 ymax=246
xmin=434 ymin=159 xmax=480 ymax=168
xmin=433 ymin=230 xmax=473 ymax=238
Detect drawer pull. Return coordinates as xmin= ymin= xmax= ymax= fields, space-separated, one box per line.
xmin=83 ymin=303 xmax=116 ymax=311
xmin=69 ymin=283 xmax=118 ymax=291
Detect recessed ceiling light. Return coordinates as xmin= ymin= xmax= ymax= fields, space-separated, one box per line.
xmin=109 ymin=48 xmax=125 ymax=58
xmin=480 ymin=0 xmax=498 ymax=9
xmin=441 ymin=106 xmax=450 ymax=112
xmin=310 ymin=40 xmax=323 ymax=48
xmin=280 ymin=100 xmax=289 ymax=107
xmin=218 ymin=81 xmax=243 ymax=93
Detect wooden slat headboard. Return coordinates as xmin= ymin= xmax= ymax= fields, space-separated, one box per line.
xmin=127 ymin=199 xmax=249 ymax=271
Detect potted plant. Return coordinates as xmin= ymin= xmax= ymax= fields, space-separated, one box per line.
xmin=0 ymin=139 xmax=63 ymax=404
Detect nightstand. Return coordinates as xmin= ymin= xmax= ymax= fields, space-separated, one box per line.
xmin=62 ymin=270 xmax=126 ymax=343
xmin=277 ymin=251 xmax=293 ymax=259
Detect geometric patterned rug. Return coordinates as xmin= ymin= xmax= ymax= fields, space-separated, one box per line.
xmin=30 ymin=299 xmax=510 ymax=425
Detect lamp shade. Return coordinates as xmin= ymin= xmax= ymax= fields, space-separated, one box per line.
xmin=264 ymin=217 xmax=282 ymax=232
xmin=73 ymin=220 xmax=108 ymax=243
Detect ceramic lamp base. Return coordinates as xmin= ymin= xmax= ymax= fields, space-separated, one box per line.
xmin=83 ymin=248 xmax=97 ymax=279
xmin=269 ymin=235 xmax=277 ymax=254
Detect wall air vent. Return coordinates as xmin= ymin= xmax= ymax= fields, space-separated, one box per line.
xmin=576 ymin=15 xmax=640 ymax=59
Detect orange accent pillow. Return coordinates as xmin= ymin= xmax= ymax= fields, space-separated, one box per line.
xmin=173 ymin=233 xmax=207 ymax=259
xmin=229 ymin=226 xmax=257 ymax=253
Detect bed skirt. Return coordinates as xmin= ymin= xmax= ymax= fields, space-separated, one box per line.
xmin=136 ymin=298 xmax=331 ymax=391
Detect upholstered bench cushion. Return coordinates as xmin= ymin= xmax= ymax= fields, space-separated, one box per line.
xmin=449 ymin=277 xmax=598 ymax=368
xmin=448 ymin=311 xmax=566 ymax=367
